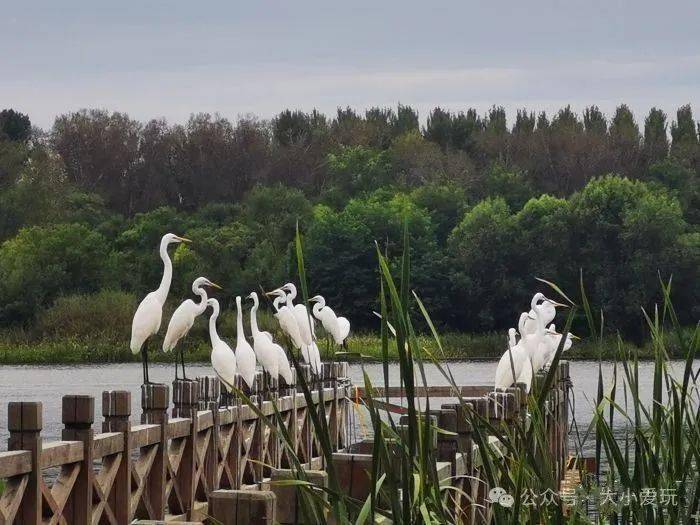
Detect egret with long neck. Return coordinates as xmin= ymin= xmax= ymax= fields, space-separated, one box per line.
xmin=207 ymin=298 xmax=237 ymax=405
xmin=235 ymin=296 xmax=257 ymax=390
xmin=163 ymin=276 xmax=221 ymax=381
xmin=130 ymin=233 xmax=190 ymax=384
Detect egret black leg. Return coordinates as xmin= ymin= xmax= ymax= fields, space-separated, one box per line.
xmin=174 ymin=348 xmax=179 ymax=381
xmin=181 ymin=348 xmax=188 ymax=381
xmin=141 ymin=347 xmax=147 ymax=385
xmin=142 ymin=341 xmax=151 ymax=384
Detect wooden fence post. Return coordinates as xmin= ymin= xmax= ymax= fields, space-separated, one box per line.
xmin=209 ymin=490 xmax=276 ymax=525
xmin=102 ymin=390 xmax=131 ymax=525
xmin=198 ymin=376 xmax=220 ymax=493
xmin=173 ymin=379 xmax=199 ymax=518
xmin=62 ymin=395 xmax=94 ymax=525
xmin=8 ymin=401 xmax=42 ymax=525
xmin=559 ymin=360 xmax=570 ymax=480
xmin=141 ymin=383 xmax=169 ymax=520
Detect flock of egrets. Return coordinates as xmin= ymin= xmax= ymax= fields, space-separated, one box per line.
xmin=494 ymin=293 xmax=578 ymax=392
xmin=129 ymin=233 xmax=350 ymax=394
xmin=128 ymin=233 xmax=574 ymax=397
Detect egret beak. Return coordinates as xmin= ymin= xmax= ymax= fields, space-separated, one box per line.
xmin=177 ymin=236 xmax=192 ymax=243
xmin=548 ymin=300 xmax=569 ymax=308
xmin=208 ymin=282 xmax=223 ymax=290
xmin=569 ymin=334 xmax=580 ymax=340
xmin=265 ymin=290 xmax=282 ymax=297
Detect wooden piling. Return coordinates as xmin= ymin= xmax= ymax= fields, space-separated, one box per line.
xmin=209 ymin=490 xmax=276 ymax=525
xmin=269 ymin=468 xmax=328 ymax=524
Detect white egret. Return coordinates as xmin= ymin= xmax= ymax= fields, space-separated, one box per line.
xmin=268 ymin=288 xmax=322 ymax=375
xmin=494 ymin=328 xmax=533 ymax=392
xmin=234 ymin=296 xmax=257 ymax=390
xmin=521 ymin=293 xmax=568 ymax=335
xmin=247 ymin=291 xmax=282 ymax=386
xmin=163 ymin=277 xmax=221 ymax=380
xmin=531 ymin=324 xmax=578 ymax=372
xmin=207 ymin=298 xmax=237 ymax=404
xmin=130 ymin=233 xmax=190 ymax=384
xmin=494 ymin=293 xmax=555 ymax=392
xmin=267 ymin=288 xmax=305 ymax=349
xmin=281 ymin=283 xmax=315 ymax=346
xmin=309 ymin=295 xmax=350 ymax=346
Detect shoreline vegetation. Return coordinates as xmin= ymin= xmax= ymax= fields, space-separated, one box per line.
xmin=0 ymin=330 xmax=690 ymax=365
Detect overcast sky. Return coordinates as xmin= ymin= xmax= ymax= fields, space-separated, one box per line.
xmin=2 ymin=0 xmax=699 ymax=129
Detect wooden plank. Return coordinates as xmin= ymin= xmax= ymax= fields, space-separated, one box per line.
xmin=92 ymin=432 xmax=124 ymax=458
xmin=0 ymin=450 xmax=32 ymax=478
xmin=196 ymin=410 xmax=214 ymax=430
xmin=209 ymin=490 xmax=276 ymax=525
xmin=131 ymin=424 xmax=162 ymax=448
xmin=355 ymin=385 xmax=496 ymax=399
xmin=168 ymin=417 xmax=192 ymax=439
xmin=41 ymin=441 xmax=84 ymax=468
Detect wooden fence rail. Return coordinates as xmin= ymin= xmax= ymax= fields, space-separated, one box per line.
xmin=0 ymin=363 xmax=351 ymax=524
xmin=0 ymin=360 xmax=571 ymax=525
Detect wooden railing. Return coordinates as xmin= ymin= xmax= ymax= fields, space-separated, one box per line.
xmin=351 ymin=360 xmax=571 ymax=525
xmin=0 ymin=360 xmax=571 ymax=525
xmin=0 ymin=364 xmax=351 ymax=524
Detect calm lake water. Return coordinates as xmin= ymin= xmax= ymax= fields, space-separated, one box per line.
xmin=0 ymin=360 xmax=695 ymax=456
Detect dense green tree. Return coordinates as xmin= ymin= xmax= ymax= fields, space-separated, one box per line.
xmin=513 ymin=110 xmax=535 ymax=135
xmin=0 ymin=109 xmax=31 ymax=142
xmin=410 ymin=183 xmax=468 ymax=243
xmin=609 ymin=105 xmax=641 ymax=176
xmin=646 ymin=160 xmax=700 ymax=224
xmin=583 ymin=106 xmax=607 ymax=135
xmin=570 ymin=175 xmax=688 ymax=336
xmin=324 ymin=146 xmax=391 ymax=203
xmin=424 ymin=107 xmax=454 ymax=151
xmin=448 ymin=197 xmax=522 ymax=330
xmin=392 ymin=104 xmax=420 ymax=136
xmin=242 ymin=184 xmax=313 ymax=258
xmin=671 ymin=104 xmax=699 ymax=167
xmin=0 ymin=224 xmax=112 ymax=323
xmin=306 ymin=192 xmax=445 ymax=326
xmin=482 ymin=164 xmax=536 ymax=211
xmin=642 ymin=108 xmax=669 ymax=167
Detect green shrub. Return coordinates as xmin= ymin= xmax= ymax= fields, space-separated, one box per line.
xmin=37 ymin=290 xmax=136 ymax=339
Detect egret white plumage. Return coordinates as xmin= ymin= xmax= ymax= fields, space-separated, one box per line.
xmin=521 ymin=293 xmax=567 ymax=336
xmin=494 ymin=327 xmax=533 ymax=392
xmin=281 ymin=283 xmax=315 ymax=346
xmin=162 ymin=276 xmax=221 ymax=380
xmin=130 ymin=233 xmax=190 ymax=384
xmin=234 ymin=296 xmax=257 ymax=390
xmin=207 ymin=299 xmax=237 ymax=403
xmin=247 ymin=291 xmax=286 ymax=387
xmin=268 ymin=287 xmax=322 ymax=375
xmin=309 ymin=295 xmax=350 ymax=346
xmin=494 ymin=293 xmax=555 ymax=392
xmin=267 ymin=288 xmax=305 ymax=349
xmin=531 ymin=324 xmax=578 ymax=372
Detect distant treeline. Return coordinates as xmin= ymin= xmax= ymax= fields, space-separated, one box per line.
xmin=0 ymin=104 xmax=697 ymax=340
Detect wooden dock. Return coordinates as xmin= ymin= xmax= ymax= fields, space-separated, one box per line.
xmin=0 ymin=361 xmax=572 ymax=524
